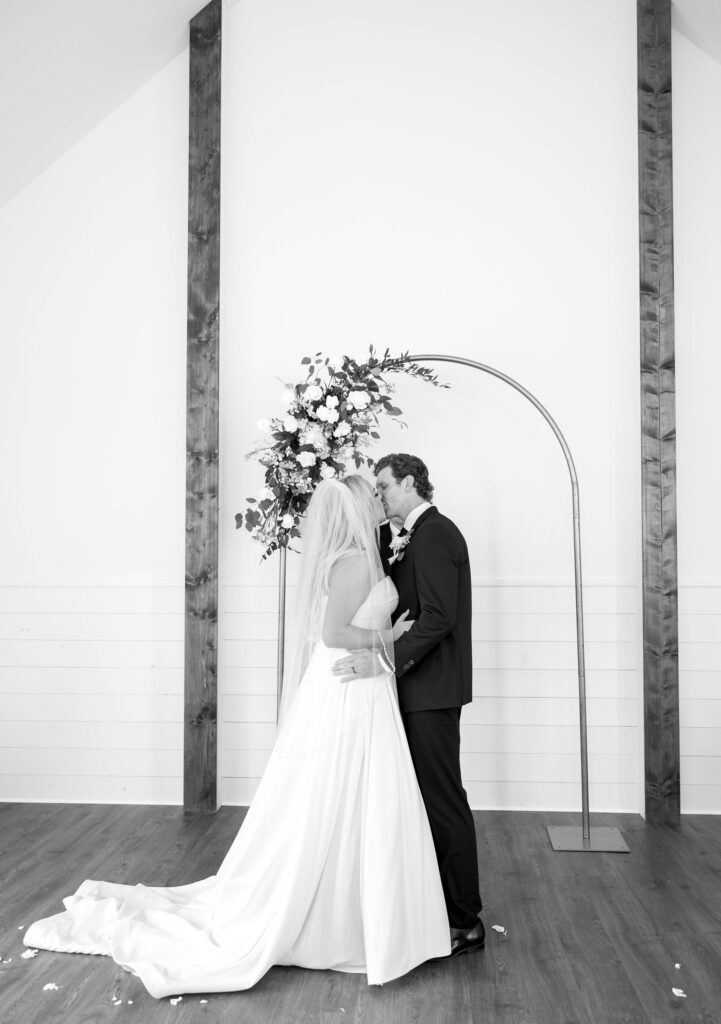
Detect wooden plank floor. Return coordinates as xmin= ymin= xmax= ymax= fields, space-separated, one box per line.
xmin=1 ymin=805 xmax=720 ymax=1024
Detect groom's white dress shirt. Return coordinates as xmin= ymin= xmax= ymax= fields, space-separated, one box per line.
xmin=388 ymin=500 xmax=433 ymax=536
xmin=402 ymin=501 xmax=432 ymax=533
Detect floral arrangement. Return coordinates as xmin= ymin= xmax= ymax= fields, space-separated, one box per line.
xmin=236 ymin=347 xmax=446 ymax=559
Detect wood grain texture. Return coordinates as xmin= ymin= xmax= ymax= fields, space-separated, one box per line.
xmin=185 ymin=0 xmax=222 ymax=813
xmin=2 ymin=806 xmax=721 ymax=1023
xmin=637 ymin=0 xmax=680 ymax=824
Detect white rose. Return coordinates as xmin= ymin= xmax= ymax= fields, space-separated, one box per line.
xmin=258 ymin=486 xmax=274 ymax=501
xmin=325 ymin=395 xmax=339 ymax=409
xmin=305 ymin=384 xmax=323 ymax=402
xmin=347 ymin=391 xmax=371 ymax=410
xmin=256 ymin=417 xmax=271 ymax=432
xmin=320 ymin=464 xmax=336 ymax=479
xmin=301 ymin=424 xmax=326 ymax=449
xmin=297 ymin=450 xmax=317 ymax=468
xmin=283 ymin=415 xmax=299 ymax=432
xmin=316 ymin=405 xmax=339 ymax=423
xmin=333 ymin=421 xmax=351 ymax=438
xmin=281 ymin=514 xmax=295 ymax=529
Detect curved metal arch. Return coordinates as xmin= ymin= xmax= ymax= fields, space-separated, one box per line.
xmin=276 ymin=353 xmax=628 ymax=851
xmin=404 ymin=354 xmax=591 ymax=843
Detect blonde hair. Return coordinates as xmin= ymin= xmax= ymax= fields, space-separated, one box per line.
xmin=280 ymin=474 xmax=382 ymax=723
xmin=297 ymin=475 xmax=379 ymax=612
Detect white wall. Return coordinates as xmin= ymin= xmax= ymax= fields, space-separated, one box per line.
xmin=1 ymin=2 xmax=713 ymax=817
xmin=0 ymin=52 xmax=189 ymax=802
xmin=673 ymin=30 xmax=721 ymax=813
xmin=0 ymin=0 xmax=659 ymax=814
xmin=220 ymin=0 xmax=643 ymax=811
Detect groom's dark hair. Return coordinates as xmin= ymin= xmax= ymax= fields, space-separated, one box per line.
xmin=375 ymin=453 xmax=434 ymax=501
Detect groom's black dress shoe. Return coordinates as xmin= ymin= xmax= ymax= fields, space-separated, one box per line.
xmin=448 ymin=918 xmax=485 ymax=959
xmin=431 ymin=917 xmax=485 ymax=961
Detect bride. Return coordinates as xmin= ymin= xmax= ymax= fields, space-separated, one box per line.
xmin=24 ymin=475 xmax=451 ymax=997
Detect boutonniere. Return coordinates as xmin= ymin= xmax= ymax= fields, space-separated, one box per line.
xmin=389 ymin=529 xmax=413 ymax=565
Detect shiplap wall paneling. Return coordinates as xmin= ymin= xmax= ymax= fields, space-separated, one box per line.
xmin=0 ymin=585 xmax=184 ymax=803
xmin=219 ymin=582 xmax=639 ymax=810
xmin=679 ymin=586 xmax=721 ymax=812
xmin=673 ymin=28 xmax=721 ymax=814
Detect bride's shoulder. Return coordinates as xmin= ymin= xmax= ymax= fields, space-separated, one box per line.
xmin=332 ymin=549 xmax=367 ymax=570
xmin=329 ymin=550 xmax=371 ymax=584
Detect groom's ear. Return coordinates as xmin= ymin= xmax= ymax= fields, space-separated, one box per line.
xmin=403 ymin=474 xmax=416 ymax=493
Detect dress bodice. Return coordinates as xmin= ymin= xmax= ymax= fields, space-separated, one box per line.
xmin=350 ymin=576 xmax=398 ymax=629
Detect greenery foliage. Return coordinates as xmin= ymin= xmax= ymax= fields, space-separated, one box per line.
xmin=236 ymin=347 xmax=446 ymax=559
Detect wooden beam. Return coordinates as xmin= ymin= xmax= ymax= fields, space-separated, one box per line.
xmin=184 ymin=0 xmax=221 ymax=813
xmin=637 ymin=0 xmax=680 ymax=824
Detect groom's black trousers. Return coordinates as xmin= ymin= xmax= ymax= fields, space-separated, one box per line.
xmin=401 ymin=706 xmax=482 ymax=930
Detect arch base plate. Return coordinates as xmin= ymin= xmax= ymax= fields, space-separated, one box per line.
xmin=546 ymin=825 xmax=629 ymax=853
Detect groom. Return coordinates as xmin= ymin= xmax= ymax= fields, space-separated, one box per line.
xmin=334 ymin=453 xmax=484 ymax=958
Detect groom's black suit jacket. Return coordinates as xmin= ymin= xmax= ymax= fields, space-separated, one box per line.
xmin=380 ymin=506 xmax=473 ymax=713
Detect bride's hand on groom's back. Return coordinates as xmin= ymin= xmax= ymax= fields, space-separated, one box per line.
xmin=332 ymin=649 xmax=380 ymax=683
xmin=392 ymin=610 xmax=414 ymax=642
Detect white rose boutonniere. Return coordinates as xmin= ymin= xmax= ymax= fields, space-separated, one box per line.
xmin=388 ymin=529 xmax=413 ymax=565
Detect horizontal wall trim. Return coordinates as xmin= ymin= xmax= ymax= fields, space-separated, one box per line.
xmin=220 ymin=579 xmax=641 ymax=588
xmin=220 ymin=694 xmax=639 ymax=727
xmin=0 ymin=778 xmax=182 ymax=803
xmin=220 ymin=611 xmax=638 ymax=642
xmin=221 ymin=749 xmax=638 ymax=785
xmin=220 ymin=667 xmax=639 ymax=701
xmin=220 ymin=777 xmax=640 ymax=812
xmin=0 ymin=578 xmax=641 ymax=588
xmin=0 ymin=615 xmax=183 ymax=640
xmin=220 ymin=639 xmax=638 ymax=671
xmin=0 ymin=581 xmax=185 ymax=588
xmin=0 ymin=722 xmax=182 ymax=748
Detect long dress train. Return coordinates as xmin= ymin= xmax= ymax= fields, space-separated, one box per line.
xmin=24 ymin=578 xmax=450 ymax=997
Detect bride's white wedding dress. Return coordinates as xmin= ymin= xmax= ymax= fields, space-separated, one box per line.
xmin=24 ymin=577 xmax=450 ymax=998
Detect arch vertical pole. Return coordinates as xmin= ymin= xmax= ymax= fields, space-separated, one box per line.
xmin=276 ymin=546 xmax=287 ymax=720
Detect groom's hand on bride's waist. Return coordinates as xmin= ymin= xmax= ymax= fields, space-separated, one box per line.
xmin=332 ymin=649 xmax=386 ymax=683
